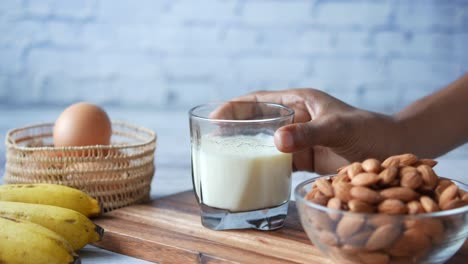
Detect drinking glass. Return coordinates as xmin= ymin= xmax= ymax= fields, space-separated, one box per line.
xmin=189 ymin=102 xmax=294 ymax=230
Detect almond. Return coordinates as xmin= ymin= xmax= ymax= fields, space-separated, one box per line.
xmin=329 ymin=246 xmax=362 ymax=264
xmin=378 ymin=166 xmax=398 ymax=185
xmin=359 ymin=252 xmax=390 ymax=264
xmin=389 ymin=257 xmax=414 ymax=264
xmin=420 ymin=196 xmax=440 ymax=213
xmin=305 ymin=187 xmax=319 ymax=201
xmin=308 ymin=195 xmax=329 ymax=206
xmin=415 ymin=158 xmax=438 ymax=168
xmin=441 ymin=198 xmax=466 ymax=210
xmin=351 ymin=186 xmax=382 ymax=204
xmin=327 ymin=197 xmax=343 ymax=221
xmin=368 ymin=214 xmax=401 ymax=228
xmin=380 ymin=187 xmax=419 ymax=202
xmin=365 ymin=224 xmax=401 ymax=251
xmin=378 ymin=199 xmax=407 ymax=215
xmin=435 ymin=179 xmax=453 ymax=198
xmin=462 ymin=192 xmax=468 ymax=203
xmin=439 ymin=184 xmax=459 ymax=208
xmin=332 ymin=173 xmax=350 ymax=187
xmin=405 ymin=218 xmax=445 ymax=243
xmin=337 ymin=163 xmax=350 ymax=174
xmin=400 ymin=168 xmax=423 ymax=189
xmin=351 ymin=172 xmax=380 ymax=187
xmin=304 ymin=208 xmax=335 ymax=231
xmin=399 ymin=166 xmax=417 ymax=177
xmin=316 ymin=178 xmax=334 ymax=197
xmin=381 ymin=156 xmax=400 ymax=168
xmin=397 ymin=153 xmax=418 ymax=166
xmin=340 ymin=244 xmax=362 ymax=254
xmin=346 ymin=229 xmax=373 ymax=247
xmin=334 ymin=181 xmax=353 ymax=203
xmin=361 ymin=159 xmax=381 ymax=173
xmin=407 ymin=200 xmax=425 ymax=214
xmin=327 ymin=197 xmax=342 ymax=210
xmin=358 ymin=252 xmax=390 ymax=264
xmin=348 ymin=162 xmax=364 ymax=179
xmin=388 ymin=228 xmax=431 ymax=257
xmin=417 ymin=164 xmax=438 ymax=189
xmin=319 ymin=230 xmax=339 ymax=246
xmin=348 ymin=199 xmax=375 ymax=213
xmin=336 ymin=215 xmax=365 ymax=240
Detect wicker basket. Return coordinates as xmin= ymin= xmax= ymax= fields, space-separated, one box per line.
xmin=3 ymin=121 xmax=157 ymax=212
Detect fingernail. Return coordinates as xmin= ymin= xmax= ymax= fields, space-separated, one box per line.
xmin=275 ymin=130 xmax=293 ymax=150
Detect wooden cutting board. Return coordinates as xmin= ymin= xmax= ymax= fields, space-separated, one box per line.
xmin=93 ymin=191 xmax=467 ymax=264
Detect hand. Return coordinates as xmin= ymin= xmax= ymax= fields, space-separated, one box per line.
xmin=220 ymin=89 xmax=404 ymax=174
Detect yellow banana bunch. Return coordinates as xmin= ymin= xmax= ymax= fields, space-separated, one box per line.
xmin=0 ymin=216 xmax=80 ymax=264
xmin=0 ymin=201 xmax=103 ymax=250
xmin=0 ymin=183 xmax=100 ymax=217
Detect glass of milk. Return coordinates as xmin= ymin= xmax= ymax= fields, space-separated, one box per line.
xmin=189 ymin=102 xmax=294 ymax=230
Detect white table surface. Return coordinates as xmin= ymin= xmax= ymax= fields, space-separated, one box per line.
xmin=0 ymin=106 xmax=467 ymax=264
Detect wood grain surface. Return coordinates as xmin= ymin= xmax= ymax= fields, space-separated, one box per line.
xmin=93 ymin=191 xmax=467 ymax=264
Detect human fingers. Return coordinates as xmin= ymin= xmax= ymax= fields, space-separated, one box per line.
xmin=274 ymin=115 xmax=351 ymax=153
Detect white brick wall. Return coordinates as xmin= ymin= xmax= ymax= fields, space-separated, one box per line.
xmin=0 ymin=0 xmax=466 ymax=113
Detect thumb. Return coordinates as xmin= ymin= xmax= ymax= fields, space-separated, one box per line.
xmin=274 ymin=116 xmax=348 ymax=153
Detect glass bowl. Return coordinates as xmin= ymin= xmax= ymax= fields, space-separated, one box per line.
xmin=295 ymin=175 xmax=468 ymax=264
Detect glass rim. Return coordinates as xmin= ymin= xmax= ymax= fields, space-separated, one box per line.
xmin=188 ymin=102 xmax=295 ymax=123
xmin=294 ymin=175 xmax=468 ymax=218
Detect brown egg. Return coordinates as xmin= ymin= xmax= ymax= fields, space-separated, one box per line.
xmin=53 ymin=102 xmax=112 ymax=147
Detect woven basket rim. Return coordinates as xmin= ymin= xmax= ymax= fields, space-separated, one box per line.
xmin=5 ymin=121 xmax=157 ymax=151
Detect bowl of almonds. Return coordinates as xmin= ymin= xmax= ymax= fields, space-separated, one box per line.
xmin=295 ymin=154 xmax=468 ymax=264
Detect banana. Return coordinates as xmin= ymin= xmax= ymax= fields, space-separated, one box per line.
xmin=0 ymin=216 xmax=80 ymax=264
xmin=0 ymin=183 xmax=100 ymax=217
xmin=0 ymin=201 xmax=104 ymax=250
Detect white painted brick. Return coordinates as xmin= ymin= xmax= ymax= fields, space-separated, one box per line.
xmin=5 ymin=72 xmax=41 ymax=104
xmin=254 ymin=28 xmax=299 ymax=55
xmin=26 ymin=49 xmax=99 ymax=77
xmin=39 ymin=75 xmax=167 ymax=107
xmin=0 ymin=47 xmax=22 ymax=73
xmin=389 ymin=58 xmax=460 ymax=84
xmin=375 ymin=31 xmax=458 ymax=59
xmin=316 ymin=1 xmax=391 ymax=28
xmin=257 ymin=28 xmax=334 ymax=55
xmin=221 ymin=28 xmax=259 ymax=53
xmin=296 ymin=30 xmax=333 ymax=54
xmin=46 ymin=22 xmax=84 ymax=48
xmin=166 ymin=81 xmax=218 ymax=107
xmin=0 ymin=74 xmax=8 ymax=99
xmin=97 ymin=0 xmax=167 ymax=24
xmin=0 ymin=21 xmax=49 ymax=48
xmin=311 ymin=58 xmax=389 ymax=84
xmin=160 ymin=0 xmax=238 ymax=23
xmin=374 ymin=31 xmax=407 ymax=56
xmin=394 ymin=1 xmax=461 ymax=31
xmin=25 ymin=0 xmax=96 ymax=20
xmin=242 ymin=1 xmax=312 ymax=25
xmin=358 ymin=82 xmax=401 ymax=113
xmin=175 ymin=26 xmax=222 ymax=55
xmin=26 ymin=49 xmax=165 ymax=94
xmin=455 ymin=33 xmax=468 ymax=64
xmin=397 ymin=84 xmax=439 ymax=108
xmin=38 ymin=78 xmax=116 ymax=105
xmin=0 ymin=0 xmax=23 ymax=21
xmin=112 ymin=78 xmax=167 ymax=107
xmin=81 ymin=24 xmax=220 ymax=54
xmin=233 ymin=57 xmax=307 ymax=81
xmin=408 ymin=33 xmax=457 ymax=59
xmin=333 ymin=31 xmax=371 ymax=54
xmin=163 ymin=57 xmax=233 ymax=81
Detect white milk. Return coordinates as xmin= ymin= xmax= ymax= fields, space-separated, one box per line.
xmin=192 ymin=134 xmax=292 ymax=212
